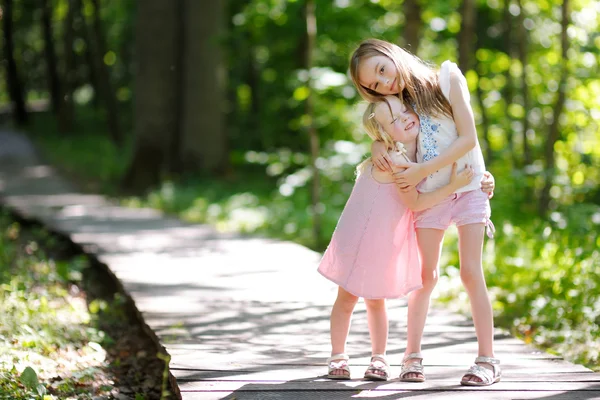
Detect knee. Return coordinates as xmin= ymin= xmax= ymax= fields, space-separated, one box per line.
xmin=364 ymin=299 xmax=386 ymax=313
xmin=460 ymin=265 xmax=483 ymax=288
xmin=421 ymin=269 xmax=439 ymax=292
xmin=335 ymin=291 xmax=359 ymax=313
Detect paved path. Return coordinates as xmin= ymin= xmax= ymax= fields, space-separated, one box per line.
xmin=1 ymin=129 xmax=599 ymax=400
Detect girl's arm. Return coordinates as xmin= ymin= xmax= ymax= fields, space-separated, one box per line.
xmin=395 ymin=71 xmax=478 ymax=189
xmin=371 ymin=140 xmax=394 ymax=173
xmin=395 ymin=163 xmax=474 ymax=211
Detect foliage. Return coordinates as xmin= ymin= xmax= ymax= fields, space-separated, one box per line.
xmin=28 ymin=108 xmax=132 ymax=195
xmin=3 ymin=0 xmax=600 ymax=375
xmin=0 ymin=213 xmax=114 ymax=399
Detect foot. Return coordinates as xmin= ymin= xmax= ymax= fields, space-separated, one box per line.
xmin=461 ymin=362 xmax=493 ymax=384
xmin=364 ymin=354 xmax=389 ymax=381
xmin=460 ymin=356 xmax=501 ymax=386
xmin=327 ymin=354 xmax=351 ymax=380
xmin=399 ymin=352 xmax=425 ymax=382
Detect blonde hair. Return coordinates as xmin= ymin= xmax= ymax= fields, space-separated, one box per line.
xmin=356 ymin=99 xmax=397 ymax=175
xmin=350 ymin=38 xmax=452 ymax=119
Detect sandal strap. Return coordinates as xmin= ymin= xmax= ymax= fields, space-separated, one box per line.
xmin=402 ymin=352 xmax=423 ymax=363
xmin=400 ymin=352 xmax=424 ymax=378
xmin=327 ymin=353 xmax=349 ymax=364
xmin=464 ymin=364 xmax=494 ymax=384
xmin=370 ymin=354 xmax=389 ymax=367
xmin=475 ymin=356 xmax=500 ymax=365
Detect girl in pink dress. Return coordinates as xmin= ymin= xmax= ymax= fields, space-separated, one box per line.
xmin=318 ymin=95 xmax=475 ymax=381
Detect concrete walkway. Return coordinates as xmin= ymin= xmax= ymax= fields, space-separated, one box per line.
xmin=1 ymin=129 xmax=599 ymax=400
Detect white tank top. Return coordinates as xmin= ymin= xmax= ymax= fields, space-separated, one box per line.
xmin=415 ymin=60 xmax=486 ymax=193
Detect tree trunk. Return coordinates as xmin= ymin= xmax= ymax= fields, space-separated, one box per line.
xmin=402 ymin=0 xmax=422 ymax=54
xmin=502 ymin=0 xmax=515 ymax=166
xmin=75 ymin=0 xmax=101 ymax=109
xmin=121 ymin=0 xmax=179 ymax=192
xmin=475 ymin=25 xmax=492 ymax=163
xmin=87 ymin=0 xmax=123 ymax=145
xmin=539 ymin=0 xmax=569 ymax=215
xmin=178 ymin=0 xmax=227 ymax=173
xmin=305 ymin=0 xmax=322 ymax=249
xmin=40 ymin=0 xmax=62 ymax=115
xmin=60 ymin=0 xmax=76 ymax=132
xmin=475 ymin=69 xmax=492 ymax=163
xmin=516 ymin=0 xmax=532 ymax=167
xmin=2 ymin=0 xmax=28 ymax=125
xmin=457 ymin=0 xmax=476 ymax=72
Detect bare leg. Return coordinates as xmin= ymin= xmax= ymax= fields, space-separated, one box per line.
xmin=329 ymin=286 xmax=359 ymax=377
xmin=364 ymin=298 xmax=388 ymax=377
xmin=457 ymin=223 xmax=495 ymax=383
xmin=403 ymin=228 xmax=445 ymax=379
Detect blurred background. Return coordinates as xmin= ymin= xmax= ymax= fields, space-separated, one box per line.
xmin=0 ymin=0 xmax=598 ymax=369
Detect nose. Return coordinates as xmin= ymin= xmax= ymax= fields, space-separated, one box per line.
xmin=378 ymin=75 xmax=390 ymax=86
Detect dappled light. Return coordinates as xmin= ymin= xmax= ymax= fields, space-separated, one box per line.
xmin=1 ymin=0 xmax=599 ymax=398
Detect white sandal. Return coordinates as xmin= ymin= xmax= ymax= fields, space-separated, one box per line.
xmin=461 ymin=356 xmax=501 ymax=386
xmin=399 ymin=352 xmax=425 ymax=382
xmin=327 ymin=353 xmax=351 ymax=380
xmin=364 ymin=354 xmax=389 ymax=381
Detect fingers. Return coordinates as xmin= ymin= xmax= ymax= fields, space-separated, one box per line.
xmin=383 ymin=155 xmax=394 ymax=173
xmin=373 ymin=158 xmax=386 ymax=171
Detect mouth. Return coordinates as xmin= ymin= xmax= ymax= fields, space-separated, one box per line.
xmin=405 ymin=121 xmax=415 ymax=131
xmin=389 ymin=78 xmax=396 ymax=92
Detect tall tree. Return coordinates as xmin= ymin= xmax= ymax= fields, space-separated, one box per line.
xmin=474 ymin=28 xmax=492 ymax=163
xmin=305 ymin=0 xmax=321 ymax=248
xmin=122 ymin=0 xmax=179 ymax=192
xmin=85 ymin=0 xmax=123 ymax=144
xmin=178 ymin=0 xmax=227 ymax=173
xmin=402 ymin=0 xmax=422 ymax=54
xmin=60 ymin=0 xmax=76 ymax=131
xmin=516 ymin=0 xmax=532 ymax=167
xmin=457 ymin=0 xmax=476 ymax=72
xmin=40 ymin=0 xmax=62 ymax=115
xmin=539 ymin=0 xmax=570 ymax=215
xmin=2 ymin=0 xmax=28 ymax=125
xmin=502 ymin=0 xmax=515 ymax=166
xmin=75 ymin=0 xmax=101 ymax=109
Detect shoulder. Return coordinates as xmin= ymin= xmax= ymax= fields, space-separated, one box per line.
xmin=439 ymin=60 xmax=469 ymax=103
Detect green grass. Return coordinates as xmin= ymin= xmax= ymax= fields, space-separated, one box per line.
xmin=24 ymin=110 xmax=600 ymax=371
xmin=0 ymin=213 xmax=115 ymax=399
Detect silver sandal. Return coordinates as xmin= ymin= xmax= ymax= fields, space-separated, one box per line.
xmin=364 ymin=354 xmax=389 ymax=381
xmin=399 ymin=352 xmax=425 ymax=382
xmin=461 ymin=356 xmax=501 ymax=386
xmin=326 ymin=353 xmax=351 ymax=380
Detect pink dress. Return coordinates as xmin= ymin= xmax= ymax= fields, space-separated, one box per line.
xmin=317 ymin=164 xmax=422 ymax=299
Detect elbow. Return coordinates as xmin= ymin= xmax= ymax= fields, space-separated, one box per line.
xmin=465 ymin=134 xmax=477 ymax=151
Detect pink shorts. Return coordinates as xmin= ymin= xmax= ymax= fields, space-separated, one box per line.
xmin=414 ymin=189 xmax=495 ymax=238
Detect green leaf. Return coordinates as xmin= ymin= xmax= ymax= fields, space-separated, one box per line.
xmin=19 ymin=366 xmax=38 ymax=390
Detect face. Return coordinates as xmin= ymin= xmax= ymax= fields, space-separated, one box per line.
xmin=374 ymin=96 xmax=419 ymax=144
xmin=357 ymin=55 xmax=401 ymax=95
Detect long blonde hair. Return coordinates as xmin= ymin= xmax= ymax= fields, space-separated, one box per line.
xmin=356 ymin=99 xmax=397 ymax=175
xmin=350 ymin=38 xmax=452 ymax=119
